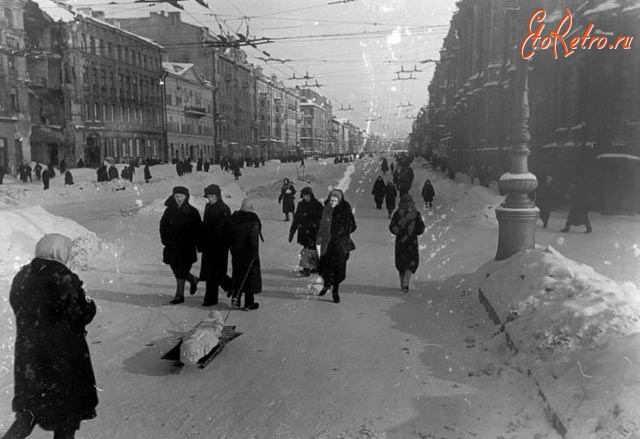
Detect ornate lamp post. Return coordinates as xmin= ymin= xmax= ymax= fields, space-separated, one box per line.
xmin=495 ymin=60 xmax=539 ymax=261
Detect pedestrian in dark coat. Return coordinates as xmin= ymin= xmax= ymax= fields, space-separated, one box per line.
xmin=535 ymin=176 xmax=556 ymax=228
xmin=160 ymin=186 xmax=202 ymax=304
xmin=59 ymin=159 xmax=67 ymax=175
xmin=371 ymin=176 xmax=386 ymax=209
xmin=289 ymin=186 xmax=323 ymax=276
xmin=34 ymin=162 xmax=42 ymax=181
xmin=278 ymin=177 xmax=296 ymax=221
xmin=390 ymin=162 xmax=395 ymax=174
xmin=6 ymin=233 xmax=98 ymax=439
xmin=64 ymin=170 xmax=74 ymax=186
xmin=143 ymin=163 xmax=151 ymax=183
xmin=42 ymin=168 xmax=51 ymax=190
xmin=396 ymin=164 xmax=414 ymax=196
xmin=47 ymin=163 xmax=55 ymax=178
xmin=231 ymin=160 xmax=241 ymax=180
xmin=196 ymin=157 xmax=203 ymax=172
xmin=107 ymin=164 xmax=118 ymax=181
xmin=316 ymin=189 xmax=357 ymax=304
xmin=381 ymin=158 xmax=389 ymax=174
xmin=385 ymin=181 xmax=397 ymax=219
xmin=229 ymin=198 xmax=263 ymax=310
xmin=561 ymin=179 xmax=592 ymax=233
xmin=203 ymin=160 xmax=210 ymax=172
xmin=199 ymin=184 xmax=233 ymax=306
xmin=421 ymin=179 xmax=435 ymax=208
xmin=389 ymin=194 xmax=426 ymax=293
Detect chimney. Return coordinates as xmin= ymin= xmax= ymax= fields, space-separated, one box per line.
xmin=168 ymin=11 xmax=180 ymax=24
xmin=91 ymin=10 xmax=105 ymax=20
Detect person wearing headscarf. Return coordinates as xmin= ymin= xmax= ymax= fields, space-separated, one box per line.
xmin=229 ymin=198 xmax=263 ymax=310
xmin=64 ymin=170 xmax=74 ymax=186
xmin=389 ymin=194 xmax=426 ymax=293
xmin=278 ymin=177 xmax=296 ymax=221
xmin=381 ymin=158 xmax=389 ymax=174
xmin=199 ymin=184 xmax=232 ymax=306
xmin=6 ymin=233 xmax=98 ymax=439
xmin=289 ymin=186 xmax=323 ymax=276
xmin=421 ymin=179 xmax=435 ymax=208
xmin=371 ymin=176 xmax=386 ymax=209
xmin=160 ymin=186 xmax=203 ymax=304
xmin=316 ymin=189 xmax=357 ymax=303
xmin=385 ymin=180 xmax=397 ymax=219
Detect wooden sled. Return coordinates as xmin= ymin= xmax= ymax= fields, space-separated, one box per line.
xmin=161 ymin=325 xmax=243 ymax=369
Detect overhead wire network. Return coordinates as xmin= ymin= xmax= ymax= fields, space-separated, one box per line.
xmin=62 ymin=0 xmax=452 ymax=134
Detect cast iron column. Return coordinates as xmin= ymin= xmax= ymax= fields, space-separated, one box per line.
xmin=495 ymin=60 xmax=539 ymax=260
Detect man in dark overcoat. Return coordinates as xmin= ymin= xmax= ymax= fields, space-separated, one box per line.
xmin=278 ymin=177 xmax=296 ymax=221
xmin=371 ymin=176 xmax=386 ymax=209
xmin=6 ymin=233 xmax=98 ymax=439
xmin=561 ymin=178 xmax=593 ymax=233
xmin=199 ymin=184 xmax=233 ymax=306
xmin=107 ymin=164 xmax=118 ymax=181
xmin=160 ymin=186 xmax=203 ymax=304
xmin=381 ymin=158 xmax=389 ymax=174
xmin=289 ymin=186 xmax=323 ymax=276
xmin=385 ymin=180 xmax=397 ymax=219
xmin=229 ymin=198 xmax=262 ymax=310
xmin=42 ymin=167 xmax=51 ymax=190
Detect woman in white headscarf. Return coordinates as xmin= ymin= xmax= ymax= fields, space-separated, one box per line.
xmin=6 ymin=233 xmax=98 ymax=439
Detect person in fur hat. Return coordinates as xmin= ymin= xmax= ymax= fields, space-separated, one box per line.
xmin=160 ymin=186 xmax=202 ymax=304
xmin=389 ymin=194 xmax=425 ymax=293
xmin=316 ymin=189 xmax=357 ymax=303
xmin=5 ymin=233 xmax=98 ymax=439
xmin=199 ymin=184 xmax=232 ymax=306
xmin=229 ymin=198 xmax=263 ymax=310
xmin=289 ymin=186 xmax=323 ymax=276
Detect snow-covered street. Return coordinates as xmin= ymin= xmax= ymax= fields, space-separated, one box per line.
xmin=1 ymin=157 xmax=639 ymax=439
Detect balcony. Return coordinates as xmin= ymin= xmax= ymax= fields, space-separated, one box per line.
xmin=184 ymin=106 xmax=207 ymax=118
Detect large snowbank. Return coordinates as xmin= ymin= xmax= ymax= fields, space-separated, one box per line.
xmin=478 ymin=246 xmax=640 ymax=439
xmin=0 ymin=206 xmax=114 ymax=279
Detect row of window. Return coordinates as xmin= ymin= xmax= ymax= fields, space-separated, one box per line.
xmin=85 ymin=102 xmax=160 ymax=126
xmin=103 ymin=138 xmax=160 ymax=160
xmin=83 ymin=67 xmax=161 ymax=100
xmin=80 ymin=32 xmax=161 ymax=72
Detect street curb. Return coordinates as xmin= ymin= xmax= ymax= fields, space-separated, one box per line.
xmin=478 ymin=287 xmax=568 ymax=438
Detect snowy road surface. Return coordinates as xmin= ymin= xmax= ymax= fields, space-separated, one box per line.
xmin=2 ymin=157 xmax=638 ymax=438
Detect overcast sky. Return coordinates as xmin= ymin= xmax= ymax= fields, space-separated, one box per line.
xmin=70 ymin=0 xmax=458 ymax=139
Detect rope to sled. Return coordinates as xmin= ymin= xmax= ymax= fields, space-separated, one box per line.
xmin=224 ymin=258 xmax=255 ymax=324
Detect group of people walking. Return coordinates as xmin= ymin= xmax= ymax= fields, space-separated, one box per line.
xmin=159 ymin=185 xmax=263 ymax=310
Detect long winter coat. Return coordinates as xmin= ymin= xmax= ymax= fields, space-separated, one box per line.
xmin=10 ymin=258 xmax=98 ymax=430
xmin=229 ymin=210 xmax=262 ymax=294
xmin=278 ymin=183 xmax=296 ymax=214
xmin=108 ymin=165 xmax=119 ymax=181
xmin=289 ymin=197 xmax=323 ymax=247
xmin=372 ymin=177 xmax=386 ymax=205
xmin=565 ymin=183 xmax=591 ymax=226
xmin=421 ymin=180 xmax=435 ymax=203
xmin=381 ymin=158 xmax=389 ymax=174
xmin=385 ymin=182 xmax=397 ymax=212
xmin=159 ymin=195 xmax=202 ymax=267
xmin=389 ymin=198 xmax=425 ymax=273
xmin=317 ymin=199 xmax=357 ymax=285
xmin=396 ymin=166 xmax=414 ymax=194
xmin=199 ymin=200 xmax=232 ymax=283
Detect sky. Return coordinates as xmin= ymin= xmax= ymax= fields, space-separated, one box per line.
xmin=63 ymin=0 xmax=459 ymax=140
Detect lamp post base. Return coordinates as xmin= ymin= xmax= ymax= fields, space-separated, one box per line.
xmin=495 ymin=206 xmax=539 ymax=261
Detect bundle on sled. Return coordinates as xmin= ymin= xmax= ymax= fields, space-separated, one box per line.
xmin=162 ymin=311 xmax=242 ymax=368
